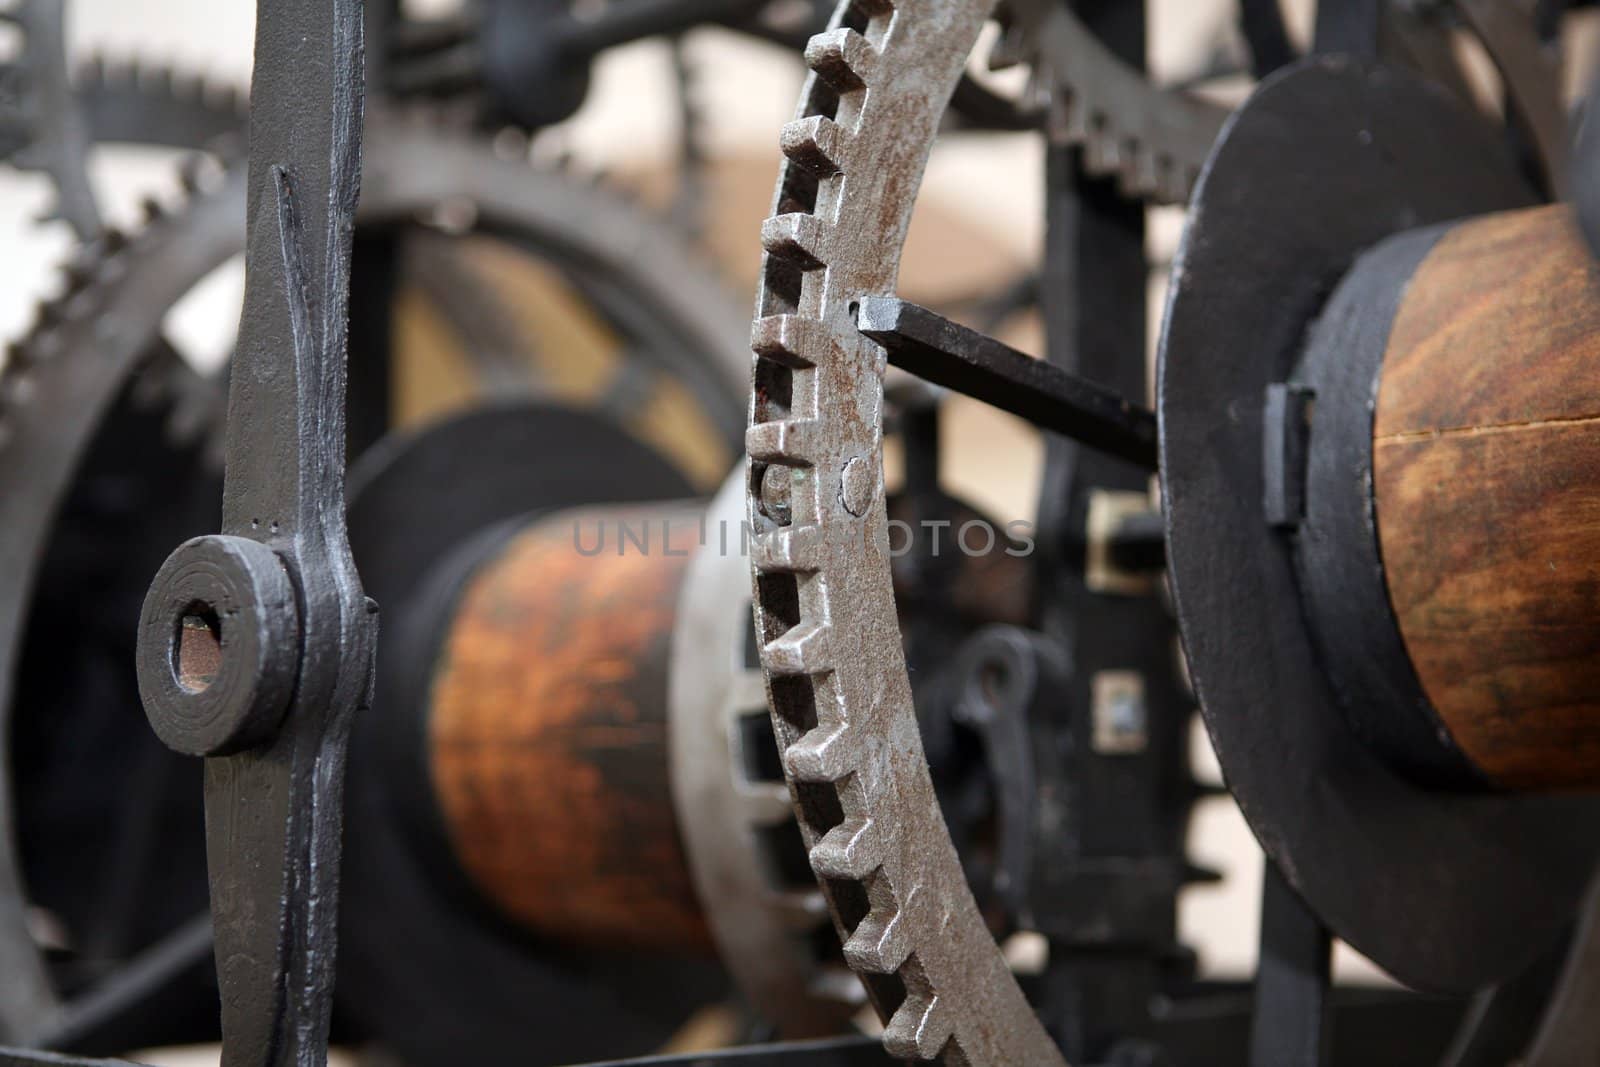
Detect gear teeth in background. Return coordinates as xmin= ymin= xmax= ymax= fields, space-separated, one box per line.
xmin=0 ymin=0 xmax=101 ymax=236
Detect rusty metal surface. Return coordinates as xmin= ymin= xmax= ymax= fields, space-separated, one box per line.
xmin=745 ymin=0 xmax=1065 ymax=1059
xmin=670 ymin=472 xmax=860 ymax=1037
xmin=429 ymin=505 xmax=712 ymax=952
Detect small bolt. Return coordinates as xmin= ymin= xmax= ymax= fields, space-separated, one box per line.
xmin=840 ymin=456 xmax=874 ymax=516
xmin=758 ymin=463 xmax=793 ymax=525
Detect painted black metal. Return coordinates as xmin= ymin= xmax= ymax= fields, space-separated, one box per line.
xmin=393 ymin=0 xmax=797 ymax=129
xmin=946 ymin=626 xmax=1049 ymax=925
xmin=1290 ymin=223 xmax=1489 ymax=790
xmin=1104 ymin=508 xmax=1164 ymax=574
xmin=1522 ymin=876 xmax=1600 ymax=1063
xmin=1439 ymin=931 xmax=1568 ymax=1067
xmin=1249 ymin=863 xmax=1331 ymax=1067
xmin=1159 ymin=55 xmax=1600 ymax=993
xmin=137 ymin=535 xmax=300 ymax=756
xmin=1024 ymin=43 xmax=1195 ymax=1049
xmin=856 ymin=297 xmax=1157 ymax=469
xmin=31 ymin=915 xmax=215 ymax=1058
xmin=1312 ymin=0 xmax=1382 ymax=57
xmin=1239 ymin=0 xmax=1295 ymax=76
xmin=336 ymin=402 xmax=727 ymax=1067
xmin=131 ymin=1 xmax=374 ymax=1064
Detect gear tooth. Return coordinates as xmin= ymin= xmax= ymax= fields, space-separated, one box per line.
xmin=883 ymin=989 xmax=954 ymax=1062
xmin=491 ymin=125 xmax=530 ymax=160
xmin=746 ymin=418 xmax=821 ymax=465
xmin=1057 ymin=94 xmax=1087 ymax=143
xmin=761 ymin=212 xmax=827 ymax=271
xmin=764 ymin=618 xmax=832 ymax=676
xmin=26 ymin=329 xmax=61 ymax=362
xmin=780 ymin=115 xmax=847 ymax=178
xmin=751 ymin=314 xmax=833 ymax=370
xmin=1 ymin=369 xmax=34 ymax=406
xmin=34 ymin=294 xmax=65 ymax=328
xmin=843 ymin=902 xmax=911 ymax=974
xmin=751 ymin=523 xmax=823 ymax=574
xmin=783 ymin=721 xmax=851 ymax=782
xmin=809 ymin=817 xmax=879 ymax=879
xmin=61 ymin=256 xmax=94 ymax=290
xmin=1127 ymin=148 xmax=1157 ymax=199
xmin=1084 ymin=120 xmax=1118 ymax=175
xmin=805 ymin=28 xmax=877 ymax=93
xmin=62 ymin=286 xmax=98 ymax=322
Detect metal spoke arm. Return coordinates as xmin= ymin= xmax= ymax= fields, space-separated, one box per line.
xmin=1250 ymin=862 xmax=1332 ymax=1067
xmin=856 ymin=296 xmax=1157 ymax=469
xmin=133 ymin=2 xmax=373 ymax=1066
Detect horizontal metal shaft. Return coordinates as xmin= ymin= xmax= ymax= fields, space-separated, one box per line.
xmin=856 ymin=297 xmax=1157 ymax=469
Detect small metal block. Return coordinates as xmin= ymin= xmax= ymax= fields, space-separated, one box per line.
xmin=1263 ymin=382 xmax=1313 ymax=528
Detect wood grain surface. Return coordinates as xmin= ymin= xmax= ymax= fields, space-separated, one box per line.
xmin=428 ymin=505 xmax=714 ymax=949
xmin=1374 ymin=203 xmax=1600 ymax=788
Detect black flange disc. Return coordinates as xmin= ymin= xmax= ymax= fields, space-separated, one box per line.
xmin=1159 ymin=56 xmax=1600 ymax=993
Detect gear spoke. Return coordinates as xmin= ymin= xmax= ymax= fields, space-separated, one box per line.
xmin=857 ymin=297 xmax=1156 ymax=468
xmin=132 ymin=1 xmax=374 ymax=1064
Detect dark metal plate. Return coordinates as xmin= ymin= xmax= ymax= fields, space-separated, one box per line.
xmin=1158 ymin=56 xmax=1600 ymax=993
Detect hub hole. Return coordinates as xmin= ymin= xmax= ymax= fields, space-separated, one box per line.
xmin=174 ymin=603 xmax=223 ymax=694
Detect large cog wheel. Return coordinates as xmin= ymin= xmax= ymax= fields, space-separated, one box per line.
xmin=745 ymin=1 xmax=1587 ymax=1065
xmin=0 ymin=116 xmax=753 ymax=1055
xmin=747 ymin=0 xmax=1061 ymax=1060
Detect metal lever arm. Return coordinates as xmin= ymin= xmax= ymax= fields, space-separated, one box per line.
xmin=134 ymin=2 xmax=373 ymax=1066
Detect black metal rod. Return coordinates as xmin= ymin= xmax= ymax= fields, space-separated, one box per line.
xmin=856 ymin=297 xmax=1157 ymax=469
xmin=1250 ymin=862 xmax=1332 ymax=1067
